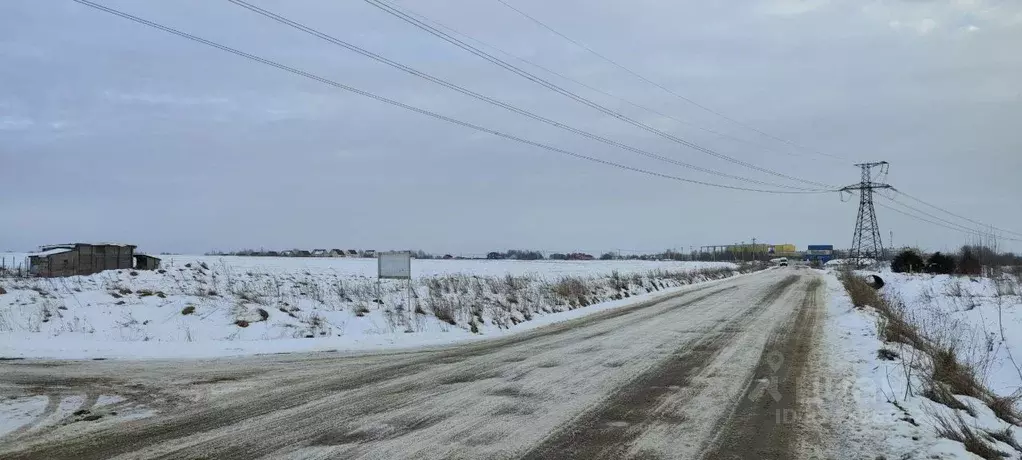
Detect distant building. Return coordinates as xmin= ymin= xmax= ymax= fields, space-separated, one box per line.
xmin=29 ymin=243 xmax=136 ymax=277
xmin=362 ymin=250 xmax=377 ymax=258
xmin=329 ymin=249 xmax=345 ymax=257
xmin=346 ymin=249 xmax=359 ymax=256
xmin=311 ymin=249 xmax=328 ymax=257
xmin=727 ymin=243 xmax=798 ymax=258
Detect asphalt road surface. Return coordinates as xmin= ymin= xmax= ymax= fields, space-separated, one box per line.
xmin=0 ymin=268 xmax=825 ymax=459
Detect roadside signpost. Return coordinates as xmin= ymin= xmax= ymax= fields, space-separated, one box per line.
xmin=378 ymin=251 xmax=412 ymax=280
xmin=378 ymin=251 xmax=413 ymax=313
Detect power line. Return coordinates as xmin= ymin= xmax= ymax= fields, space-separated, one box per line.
xmin=396 ymin=4 xmax=816 ymax=164
xmin=879 ymin=193 xmax=1022 ymax=240
xmin=876 ymin=199 xmax=1022 ymax=243
xmin=223 ymin=0 xmax=827 ymax=192
xmin=893 ymin=190 xmax=1022 ymax=238
xmin=845 ymin=188 xmax=1022 ymax=243
xmin=70 ymin=0 xmax=829 ymax=195
xmin=365 ymin=0 xmax=837 ymax=191
xmin=492 ymin=0 xmax=847 ymax=163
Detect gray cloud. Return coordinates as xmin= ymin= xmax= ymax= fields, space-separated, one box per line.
xmin=1 ymin=0 xmax=1019 ymax=254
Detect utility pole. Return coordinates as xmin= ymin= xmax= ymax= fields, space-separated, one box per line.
xmin=841 ymin=162 xmax=893 ymax=264
xmin=752 ymin=237 xmax=757 ymax=262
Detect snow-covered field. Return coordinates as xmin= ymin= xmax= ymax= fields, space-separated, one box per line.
xmin=0 ymin=255 xmax=743 ymax=359
xmin=821 ymin=268 xmax=1022 ymax=458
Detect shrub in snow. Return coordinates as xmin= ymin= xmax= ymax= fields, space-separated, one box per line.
xmin=891 ymin=249 xmax=925 ymax=273
xmin=925 ymin=252 xmax=957 ymax=275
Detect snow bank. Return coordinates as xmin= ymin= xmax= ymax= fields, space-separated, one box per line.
xmin=820 ymin=269 xmax=1022 ymax=458
xmin=0 ymin=257 xmax=744 ymax=360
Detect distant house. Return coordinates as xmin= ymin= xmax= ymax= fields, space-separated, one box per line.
xmin=346 ymin=249 xmax=359 ymax=257
xmin=329 ymin=249 xmax=345 ymax=257
xmin=294 ymin=250 xmax=312 ymax=257
xmin=311 ymin=249 xmax=328 ymax=257
xmin=29 ymin=243 xmax=136 ymax=277
xmin=362 ymin=250 xmax=377 ymax=258
xmin=133 ymin=254 xmax=161 ymax=270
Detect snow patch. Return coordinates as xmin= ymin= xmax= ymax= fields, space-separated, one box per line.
xmin=0 ymin=396 xmax=48 ymax=439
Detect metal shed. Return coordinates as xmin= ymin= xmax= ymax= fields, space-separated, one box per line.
xmin=29 ymin=243 xmax=137 ymax=277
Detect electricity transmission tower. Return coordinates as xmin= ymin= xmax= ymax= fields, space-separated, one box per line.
xmin=841 ymin=162 xmax=893 ymax=264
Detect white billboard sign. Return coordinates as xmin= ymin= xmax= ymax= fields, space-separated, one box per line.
xmin=378 ymin=251 xmax=412 ymax=279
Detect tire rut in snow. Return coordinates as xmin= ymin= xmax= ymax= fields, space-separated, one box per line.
xmin=519 ymin=331 xmax=737 ymax=460
xmin=520 ymin=276 xmax=799 ymax=460
xmin=700 ymin=276 xmax=822 ymax=460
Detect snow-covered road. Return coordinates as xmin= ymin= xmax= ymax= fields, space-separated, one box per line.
xmin=0 ymin=268 xmax=826 ymax=459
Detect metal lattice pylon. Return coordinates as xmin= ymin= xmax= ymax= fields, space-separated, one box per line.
xmin=841 ymin=162 xmax=893 ymax=264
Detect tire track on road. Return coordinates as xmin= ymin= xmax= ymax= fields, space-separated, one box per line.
xmin=701 ymin=276 xmax=823 ymax=460
xmin=521 ymin=275 xmax=801 ymax=460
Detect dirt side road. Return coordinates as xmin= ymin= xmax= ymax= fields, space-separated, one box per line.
xmin=0 ymin=269 xmax=824 ymax=459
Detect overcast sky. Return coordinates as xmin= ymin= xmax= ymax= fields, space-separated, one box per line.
xmin=2 ymin=0 xmax=1020 ymax=255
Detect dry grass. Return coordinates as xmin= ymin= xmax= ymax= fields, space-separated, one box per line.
xmin=550 ymin=277 xmax=590 ymax=307
xmin=987 ymin=425 xmax=1022 ymax=454
xmin=933 ymin=411 xmax=1009 ymax=460
xmin=989 ymin=393 xmax=1022 ymax=427
xmin=922 ymin=383 xmax=975 ymax=415
xmin=930 ymin=346 xmax=986 ymax=400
